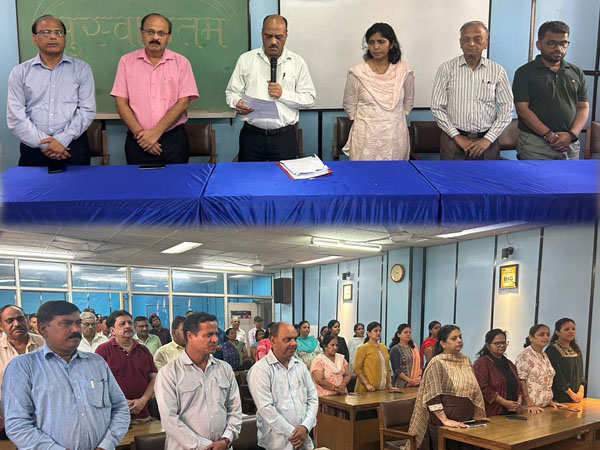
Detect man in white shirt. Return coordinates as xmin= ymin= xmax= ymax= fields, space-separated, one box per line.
xmin=431 ymin=21 xmax=513 ymax=160
xmin=230 ymin=316 xmax=247 ymax=345
xmin=247 ymin=322 xmax=318 ymax=450
xmin=153 ymin=316 xmax=186 ymax=370
xmin=155 ymin=312 xmax=242 ymax=450
xmin=77 ymin=311 xmax=108 ymax=353
xmin=225 ymin=14 xmax=316 ymax=161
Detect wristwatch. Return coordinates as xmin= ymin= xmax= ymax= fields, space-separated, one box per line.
xmin=220 ymin=437 xmax=231 ymax=447
xmin=567 ymin=130 xmax=579 ymax=142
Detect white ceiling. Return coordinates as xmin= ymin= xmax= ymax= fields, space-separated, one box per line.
xmin=0 ymin=221 xmax=537 ymax=272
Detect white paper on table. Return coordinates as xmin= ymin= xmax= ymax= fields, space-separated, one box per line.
xmin=241 ymin=94 xmax=280 ymax=120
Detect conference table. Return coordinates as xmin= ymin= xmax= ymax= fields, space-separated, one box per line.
xmin=438 ymin=398 xmax=600 ymax=449
xmin=2 ymin=160 xmax=597 ymax=228
xmin=316 ymin=388 xmax=419 ymax=450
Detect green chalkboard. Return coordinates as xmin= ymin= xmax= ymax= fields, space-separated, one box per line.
xmin=16 ymin=0 xmax=249 ymax=114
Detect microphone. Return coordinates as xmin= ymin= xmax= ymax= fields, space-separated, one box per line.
xmin=270 ymin=58 xmax=277 ymax=83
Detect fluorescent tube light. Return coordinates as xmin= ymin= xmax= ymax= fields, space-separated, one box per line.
xmin=0 ymin=249 xmax=74 ymax=259
xmin=161 ymin=242 xmax=203 ymax=254
xmin=201 ymin=264 xmax=253 ymax=272
xmin=436 ymin=222 xmax=526 ymax=239
xmin=311 ymin=237 xmax=381 ymax=252
xmin=298 ymin=256 xmax=342 ymax=265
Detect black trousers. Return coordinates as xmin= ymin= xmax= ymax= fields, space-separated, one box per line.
xmin=18 ymin=133 xmax=91 ymax=166
xmin=125 ymin=124 xmax=189 ymax=165
xmin=239 ymin=123 xmax=297 ymax=162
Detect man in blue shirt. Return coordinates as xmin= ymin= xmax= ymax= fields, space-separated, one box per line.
xmin=2 ymin=300 xmax=130 ymax=449
xmin=6 ymin=15 xmax=96 ymax=166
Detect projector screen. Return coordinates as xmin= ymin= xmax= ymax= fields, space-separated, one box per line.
xmin=280 ymin=0 xmax=491 ymax=109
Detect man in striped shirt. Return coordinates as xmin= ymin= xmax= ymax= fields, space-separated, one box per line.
xmin=431 ymin=21 xmax=513 ymax=160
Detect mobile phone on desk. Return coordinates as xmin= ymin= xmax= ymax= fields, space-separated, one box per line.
xmin=48 ymin=159 xmax=65 ymax=174
xmin=463 ymin=419 xmax=487 ymax=427
xmin=387 ymin=389 xmax=403 ymax=394
xmin=138 ymin=164 xmax=165 ymax=170
xmin=506 ymin=415 xmax=527 ymax=420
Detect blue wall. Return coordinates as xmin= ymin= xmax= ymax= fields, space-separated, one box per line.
xmin=288 ymin=223 xmax=600 ymax=396
xmin=1 ymin=0 xmax=597 ymax=168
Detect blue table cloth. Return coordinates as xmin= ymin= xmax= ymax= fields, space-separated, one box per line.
xmin=412 ymin=160 xmax=599 ymax=225
xmin=1 ymin=164 xmax=214 ymax=227
xmin=201 ymin=161 xmax=440 ymax=226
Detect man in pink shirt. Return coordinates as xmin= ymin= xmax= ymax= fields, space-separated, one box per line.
xmin=111 ymin=13 xmax=198 ymax=164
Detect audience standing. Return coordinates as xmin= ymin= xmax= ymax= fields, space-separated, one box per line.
xmin=96 ymin=310 xmax=157 ymax=423
xmin=389 ymin=323 xmax=421 ymax=388
xmin=2 ymin=301 xmax=129 ymax=449
xmin=353 ymin=321 xmax=398 ymax=392
xmin=515 ymin=324 xmax=561 ymax=413
xmin=408 ymin=324 xmax=485 ymax=450
xmin=248 ymin=322 xmax=318 ymax=450
xmin=473 ymin=329 xmax=521 ymax=416
xmin=545 ymin=318 xmax=585 ymax=403
xmin=77 ymin=310 xmax=109 ymax=353
xmin=149 ymin=313 xmax=172 ymax=345
xmin=155 ymin=312 xmax=242 ymax=449
xmin=133 ymin=315 xmax=162 ymax=356
xmin=153 ymin=315 xmax=186 ymax=370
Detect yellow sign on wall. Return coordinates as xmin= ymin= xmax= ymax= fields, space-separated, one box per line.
xmin=499 ymin=264 xmax=519 ymax=289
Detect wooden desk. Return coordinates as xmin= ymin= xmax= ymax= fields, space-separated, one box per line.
xmin=438 ymin=398 xmax=600 ymax=450
xmin=316 ymin=388 xmax=418 ymax=450
xmin=117 ymin=421 xmax=164 ymax=449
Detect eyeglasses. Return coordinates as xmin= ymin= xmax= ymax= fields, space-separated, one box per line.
xmin=491 ymin=341 xmax=509 ymax=346
xmin=81 ymin=322 xmax=97 ymax=328
xmin=141 ymin=28 xmax=170 ymax=37
xmin=37 ymin=30 xmax=66 ymax=37
xmin=460 ymin=37 xmax=485 ymax=45
xmin=545 ymin=40 xmax=570 ymax=48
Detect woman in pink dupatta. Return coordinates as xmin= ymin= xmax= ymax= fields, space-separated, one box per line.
xmin=343 ymin=23 xmax=414 ymax=160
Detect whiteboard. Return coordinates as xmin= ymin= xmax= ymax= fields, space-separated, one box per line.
xmin=280 ymin=0 xmax=490 ymax=109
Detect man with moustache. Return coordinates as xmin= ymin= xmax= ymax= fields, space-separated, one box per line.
xmin=155 ymin=312 xmax=242 ymax=449
xmin=7 ymin=15 xmax=95 ymax=166
xmin=133 ymin=315 xmax=162 ymax=356
xmin=0 ymin=305 xmax=44 ymax=438
xmin=513 ymin=21 xmax=589 ymax=159
xmin=431 ymin=21 xmax=513 ymax=160
xmin=225 ymin=14 xmax=316 ymax=161
xmin=2 ymin=301 xmax=129 ymax=449
xmin=96 ymin=310 xmax=158 ymax=423
xmin=111 ymin=13 xmax=199 ymax=164
xmin=247 ymin=322 xmax=318 ymax=450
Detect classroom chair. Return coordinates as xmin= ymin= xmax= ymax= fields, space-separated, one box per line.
xmin=377 ymin=397 xmax=417 ymax=450
xmin=409 ymin=121 xmax=442 ymax=159
xmin=134 ymin=432 xmax=166 ymax=450
xmin=584 ymin=121 xmax=600 ymax=159
xmin=498 ymin=118 xmax=519 ymax=154
xmin=185 ymin=122 xmax=217 ymax=163
xmin=332 ymin=116 xmax=352 ymax=160
xmin=87 ymin=120 xmax=110 ymax=165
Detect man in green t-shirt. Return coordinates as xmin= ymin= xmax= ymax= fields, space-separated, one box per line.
xmin=512 ymin=21 xmax=589 ymax=160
